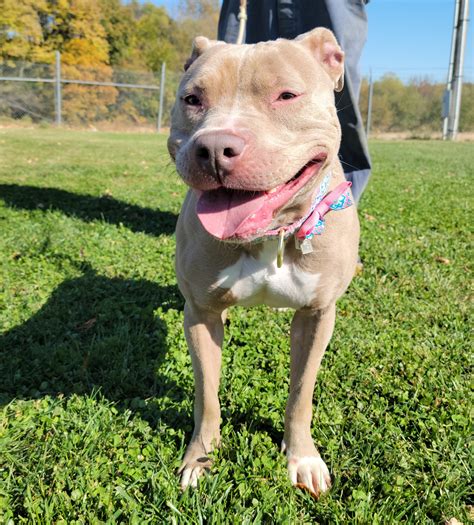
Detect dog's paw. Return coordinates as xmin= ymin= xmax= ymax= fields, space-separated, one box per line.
xmin=178 ymin=436 xmax=218 ymax=490
xmin=287 ymin=454 xmax=331 ymax=498
xmin=178 ymin=455 xmax=212 ymax=490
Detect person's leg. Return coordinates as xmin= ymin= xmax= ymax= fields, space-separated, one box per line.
xmin=218 ymin=0 xmax=280 ymax=43
xmin=326 ymin=0 xmax=371 ymax=202
xmin=326 ymin=0 xmax=368 ymax=101
xmin=217 ymin=0 xmax=239 ymax=42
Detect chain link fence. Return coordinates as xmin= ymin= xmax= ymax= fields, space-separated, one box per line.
xmin=1 ymin=57 xmax=473 ymax=137
xmin=0 ymin=55 xmax=182 ymax=132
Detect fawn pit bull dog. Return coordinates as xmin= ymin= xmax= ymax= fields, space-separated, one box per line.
xmin=167 ymin=27 xmax=360 ymax=497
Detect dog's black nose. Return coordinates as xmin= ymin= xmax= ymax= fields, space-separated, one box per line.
xmin=193 ymin=133 xmax=246 ymax=178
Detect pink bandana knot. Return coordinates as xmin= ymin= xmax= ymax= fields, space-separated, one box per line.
xmin=296 ymin=181 xmax=353 ymax=240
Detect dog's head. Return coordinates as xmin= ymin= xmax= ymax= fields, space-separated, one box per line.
xmin=168 ymin=28 xmax=344 ymax=242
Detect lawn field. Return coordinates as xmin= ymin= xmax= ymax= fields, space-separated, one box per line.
xmin=0 ymin=129 xmax=472 ymax=524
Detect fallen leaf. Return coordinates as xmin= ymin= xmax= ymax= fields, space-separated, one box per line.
xmin=101 ymin=188 xmax=113 ymax=198
xmin=468 ymin=506 xmax=474 ymax=520
xmin=435 ymin=256 xmax=451 ymax=265
xmin=354 ymin=261 xmax=364 ymax=276
xmin=76 ymin=318 xmax=97 ymax=332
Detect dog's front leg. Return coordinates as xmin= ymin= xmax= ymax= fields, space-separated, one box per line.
xmin=179 ymin=301 xmax=224 ymax=490
xmin=283 ymin=304 xmax=336 ymax=498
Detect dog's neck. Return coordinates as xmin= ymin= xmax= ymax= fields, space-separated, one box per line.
xmin=258 ymin=171 xmax=353 ymax=241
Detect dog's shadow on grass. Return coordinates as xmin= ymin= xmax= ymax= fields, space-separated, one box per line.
xmin=0 ymin=182 xmax=282 ymax=441
xmin=0 ymin=263 xmax=194 ymax=432
xmin=0 ymin=184 xmax=178 ymax=237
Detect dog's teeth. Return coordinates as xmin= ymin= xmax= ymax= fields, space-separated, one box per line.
xmin=268 ymin=188 xmax=277 ymax=194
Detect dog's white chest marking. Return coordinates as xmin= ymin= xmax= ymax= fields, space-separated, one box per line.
xmin=215 ymin=240 xmax=320 ymax=308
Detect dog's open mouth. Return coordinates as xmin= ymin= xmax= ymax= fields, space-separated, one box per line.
xmin=196 ymin=153 xmax=327 ymax=240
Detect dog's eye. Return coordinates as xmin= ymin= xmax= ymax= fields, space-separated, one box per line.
xmin=278 ymin=92 xmax=298 ymax=101
xmin=183 ymin=94 xmax=201 ymax=106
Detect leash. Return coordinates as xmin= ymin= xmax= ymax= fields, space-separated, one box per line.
xmin=236 ymin=0 xmax=248 ymax=44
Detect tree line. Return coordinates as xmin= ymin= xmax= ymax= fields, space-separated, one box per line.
xmin=359 ymin=75 xmax=473 ymax=134
xmin=0 ymin=0 xmax=219 ymax=125
xmin=0 ymin=0 xmax=472 ymax=131
xmin=0 ymin=0 xmax=218 ymax=72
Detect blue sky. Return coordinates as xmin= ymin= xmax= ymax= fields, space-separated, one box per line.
xmin=148 ymin=0 xmax=473 ymax=82
xmin=361 ymin=0 xmax=473 ymax=81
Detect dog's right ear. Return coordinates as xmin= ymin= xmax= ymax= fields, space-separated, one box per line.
xmin=184 ymin=36 xmax=223 ymax=71
xmin=296 ymin=28 xmax=345 ymax=92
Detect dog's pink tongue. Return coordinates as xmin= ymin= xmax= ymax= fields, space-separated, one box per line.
xmin=196 ymin=188 xmax=267 ymax=239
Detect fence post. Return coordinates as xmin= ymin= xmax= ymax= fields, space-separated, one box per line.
xmin=157 ymin=62 xmax=166 ymax=133
xmin=366 ymin=70 xmax=373 ymax=138
xmin=55 ymin=51 xmax=62 ymax=126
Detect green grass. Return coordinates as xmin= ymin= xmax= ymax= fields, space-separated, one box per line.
xmin=0 ymin=128 xmax=472 ymax=524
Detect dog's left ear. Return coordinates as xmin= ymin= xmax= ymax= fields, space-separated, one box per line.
xmin=184 ymin=36 xmax=224 ymax=71
xmin=296 ymin=28 xmax=345 ymax=92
